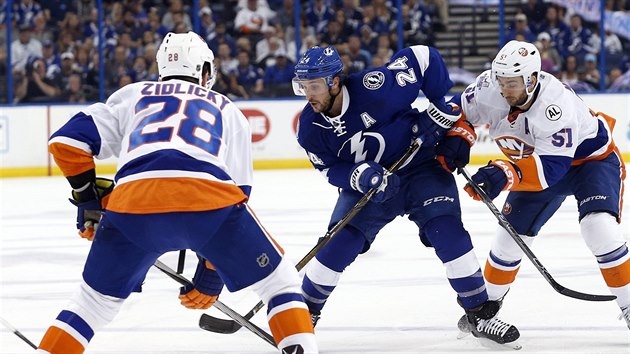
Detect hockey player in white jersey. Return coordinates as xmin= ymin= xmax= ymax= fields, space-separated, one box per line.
xmin=443 ymin=40 xmax=629 ymax=334
xmin=38 ymin=32 xmax=317 ymax=354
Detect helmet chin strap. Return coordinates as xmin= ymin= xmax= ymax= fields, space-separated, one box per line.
xmin=516 ymin=81 xmax=539 ymax=109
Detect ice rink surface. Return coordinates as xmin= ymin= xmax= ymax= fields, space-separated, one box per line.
xmin=1 ymin=168 xmax=629 ymax=353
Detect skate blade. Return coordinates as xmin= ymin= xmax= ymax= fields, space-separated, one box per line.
xmin=476 ymin=337 xmax=522 ymax=351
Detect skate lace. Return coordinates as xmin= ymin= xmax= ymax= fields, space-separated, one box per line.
xmin=619 ymin=307 xmax=630 ymax=324
xmin=478 ymin=317 xmax=511 ymax=337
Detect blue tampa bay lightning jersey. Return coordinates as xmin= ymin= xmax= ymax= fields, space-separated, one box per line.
xmin=296 ymin=45 xmax=454 ymax=190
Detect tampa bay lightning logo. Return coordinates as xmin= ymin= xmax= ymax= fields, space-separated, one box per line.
xmin=342 ymin=132 xmax=386 ymax=163
xmin=324 ymin=47 xmax=335 ymax=56
xmin=363 ymin=71 xmax=385 ymax=90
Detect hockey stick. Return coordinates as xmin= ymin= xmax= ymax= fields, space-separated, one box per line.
xmin=0 ymin=316 xmax=38 ymax=349
xmin=459 ymin=167 xmax=616 ymax=302
xmin=199 ymin=138 xmax=423 ymax=334
xmin=152 ymin=259 xmax=277 ymax=347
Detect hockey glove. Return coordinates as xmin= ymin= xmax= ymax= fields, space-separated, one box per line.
xmin=416 ymin=99 xmax=461 ymax=148
xmin=436 ymin=119 xmax=477 ymax=173
xmin=349 ymin=161 xmax=400 ymax=203
xmin=69 ymin=177 xmax=114 ymax=240
xmin=464 ymin=160 xmax=522 ymax=201
xmin=179 ymin=258 xmax=224 ymax=310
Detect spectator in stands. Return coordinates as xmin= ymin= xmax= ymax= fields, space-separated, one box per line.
xmin=359 ymin=5 xmax=388 ymax=36
xmin=199 ymin=7 xmax=216 ymax=40
xmin=232 ymin=49 xmax=264 ymax=98
xmin=217 ymin=42 xmax=239 ymax=76
xmin=358 ymin=24 xmax=378 ymax=55
xmin=424 ymin=0 xmax=449 ymax=32
xmin=61 ymin=73 xmax=87 ymax=103
xmin=145 ymin=7 xmax=169 ymax=40
xmin=506 ymin=13 xmax=536 ymax=42
xmin=257 ymin=33 xmax=285 ymax=70
xmin=390 ymin=3 xmax=432 ymax=47
xmin=320 ymin=20 xmax=347 ymax=46
xmin=255 ymin=26 xmax=285 ymax=65
xmin=537 ymin=5 xmax=570 ymax=57
xmin=607 ymin=68 xmax=630 ymax=91
xmin=536 ymin=32 xmax=562 ymax=74
xmin=208 ymin=21 xmax=238 ymax=57
xmin=73 ymin=47 xmax=90 ymax=78
xmin=565 ymin=14 xmax=593 ymax=64
xmin=59 ymin=12 xmax=84 ymax=42
xmin=41 ymin=40 xmax=61 ymax=75
xmin=11 ymin=24 xmax=42 ymax=74
xmin=346 ymin=34 xmax=371 ymax=74
xmin=582 ymin=53 xmax=602 ymax=89
xmin=31 ymin=13 xmax=53 ymax=43
xmin=59 ymin=51 xmax=76 ymax=90
xmin=14 ymin=0 xmax=43 ymax=28
xmin=262 ymin=49 xmax=294 ymax=96
xmin=305 ymin=0 xmax=335 ymax=36
xmin=520 ymin=0 xmax=547 ymax=32
xmin=338 ymin=0 xmax=362 ymax=33
xmin=287 ymin=33 xmax=317 ymax=61
xmin=588 ymin=27 xmax=624 ymax=71
xmin=373 ymin=0 xmax=397 ymax=25
xmin=235 ymin=0 xmax=271 ymax=42
xmin=162 ymin=0 xmax=192 ymax=32
xmin=117 ymin=7 xmax=144 ymax=45
xmin=271 ymin=0 xmax=296 ymax=30
xmin=560 ymin=55 xmax=580 ymax=85
xmin=15 ymin=57 xmax=61 ymax=103
xmin=105 ymin=45 xmax=130 ymax=91
xmin=334 ymin=9 xmax=358 ymax=39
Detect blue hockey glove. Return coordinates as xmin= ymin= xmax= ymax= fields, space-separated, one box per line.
xmin=436 ymin=119 xmax=477 ymax=173
xmin=464 ymin=160 xmax=522 ymax=201
xmin=416 ymin=100 xmax=461 ymax=148
xmin=349 ymin=161 xmax=400 ymax=203
xmin=179 ymin=258 xmax=224 ymax=309
xmin=69 ymin=177 xmax=114 ymax=240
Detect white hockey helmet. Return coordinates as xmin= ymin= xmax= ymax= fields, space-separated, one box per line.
xmin=156 ymin=31 xmax=216 ymax=89
xmin=491 ymin=40 xmax=541 ymax=104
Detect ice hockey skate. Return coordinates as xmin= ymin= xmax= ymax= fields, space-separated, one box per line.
xmin=310 ymin=311 xmax=321 ymax=328
xmin=457 ymin=300 xmax=522 ymax=350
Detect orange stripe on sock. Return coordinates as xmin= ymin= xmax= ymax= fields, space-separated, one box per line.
xmin=268 ymin=307 xmax=313 ymax=344
xmin=600 ymin=258 xmax=630 ymax=288
xmin=484 ymin=260 xmax=520 ymax=285
xmin=38 ymin=326 xmax=85 ymax=354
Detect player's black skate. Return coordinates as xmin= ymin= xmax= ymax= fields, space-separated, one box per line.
xmin=457 ymin=300 xmax=521 ymax=350
xmin=310 ymin=310 xmax=321 ymax=327
xmin=281 ymin=344 xmax=304 ymax=354
xmin=620 ymin=306 xmax=630 ymax=330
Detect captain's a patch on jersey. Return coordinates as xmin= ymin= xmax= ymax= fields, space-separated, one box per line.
xmin=363 ymin=71 xmax=385 ymax=90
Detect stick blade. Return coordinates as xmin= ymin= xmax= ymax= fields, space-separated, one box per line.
xmin=557 ymin=286 xmax=617 ymax=302
xmin=199 ymin=313 xmax=242 ymax=334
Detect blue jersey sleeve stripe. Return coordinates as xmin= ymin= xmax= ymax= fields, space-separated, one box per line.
xmin=116 ymin=149 xmax=233 ymax=182
xmin=50 ymin=112 xmax=102 ymax=156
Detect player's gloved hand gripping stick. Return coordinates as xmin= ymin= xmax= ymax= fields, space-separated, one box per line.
xmin=460 ymin=166 xmax=616 ymax=302
xmin=199 ymin=138 xmax=423 ymax=334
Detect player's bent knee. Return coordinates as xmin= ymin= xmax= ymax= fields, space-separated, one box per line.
xmin=580 ymin=212 xmax=626 ymax=256
xmin=489 ymin=226 xmax=532 ymax=262
xmin=250 ymin=257 xmax=301 ymax=304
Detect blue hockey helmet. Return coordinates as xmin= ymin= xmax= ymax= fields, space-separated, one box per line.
xmin=292 ymin=46 xmax=343 ymax=96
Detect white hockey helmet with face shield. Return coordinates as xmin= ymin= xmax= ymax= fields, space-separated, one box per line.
xmin=156 ymin=32 xmax=216 ymax=89
xmin=491 ymin=40 xmax=541 ymax=105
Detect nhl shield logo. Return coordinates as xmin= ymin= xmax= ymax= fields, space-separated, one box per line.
xmin=545 ymin=104 xmax=562 ymax=121
xmin=363 ymin=71 xmax=385 ymax=90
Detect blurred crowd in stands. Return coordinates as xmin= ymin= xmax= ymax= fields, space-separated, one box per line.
xmin=504 ymin=0 xmax=630 ymax=92
xmin=0 ymin=0 xmax=629 ymax=104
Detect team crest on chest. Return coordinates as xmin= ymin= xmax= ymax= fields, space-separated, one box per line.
xmin=545 ymin=104 xmax=562 ymax=121
xmin=363 ymin=71 xmax=385 ymax=90
xmin=495 ymin=136 xmax=535 ymax=160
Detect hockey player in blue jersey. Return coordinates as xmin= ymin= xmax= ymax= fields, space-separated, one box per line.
xmin=292 ymin=45 xmax=521 ymax=347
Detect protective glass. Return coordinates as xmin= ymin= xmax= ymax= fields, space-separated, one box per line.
xmin=292 ymin=78 xmax=329 ymax=96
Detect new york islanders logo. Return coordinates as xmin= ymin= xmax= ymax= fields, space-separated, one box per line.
xmin=495 ymin=136 xmax=534 ymax=160
xmin=363 ymin=71 xmax=385 ymax=90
